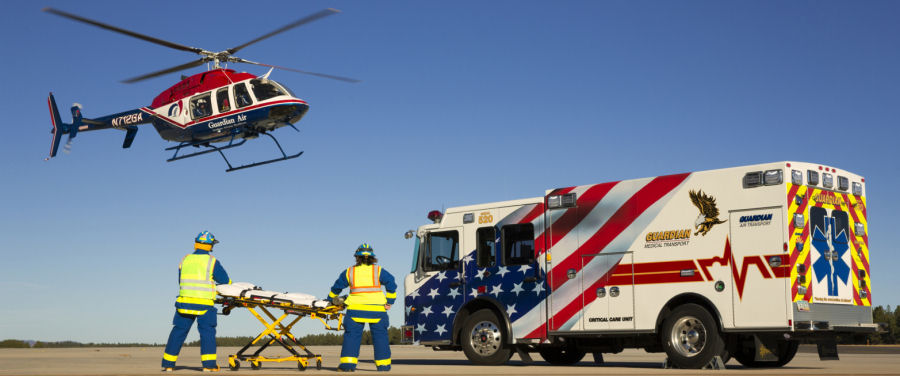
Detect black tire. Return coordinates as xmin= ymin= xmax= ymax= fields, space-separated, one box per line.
xmin=250 ymin=360 xmax=261 ymax=370
xmin=538 ymin=344 xmax=586 ymax=365
xmin=316 ymin=359 xmax=322 ymax=370
xmin=228 ymin=358 xmax=240 ymax=371
xmin=298 ymin=361 xmax=306 ymax=371
xmin=734 ymin=339 xmax=799 ymax=368
xmin=461 ymin=309 xmax=512 ymax=365
xmin=661 ymin=303 xmax=725 ymax=369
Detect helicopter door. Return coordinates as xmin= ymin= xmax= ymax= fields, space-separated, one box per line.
xmin=234 ymin=83 xmax=253 ymax=108
xmin=216 ymin=87 xmax=231 ymax=114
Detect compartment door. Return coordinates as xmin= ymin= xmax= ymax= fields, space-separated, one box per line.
xmin=729 ymin=207 xmax=788 ymax=328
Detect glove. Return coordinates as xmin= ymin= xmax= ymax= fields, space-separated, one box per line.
xmin=331 ymin=296 xmax=345 ymax=306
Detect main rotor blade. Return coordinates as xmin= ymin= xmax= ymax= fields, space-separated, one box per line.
xmin=226 ymin=8 xmax=341 ymax=55
xmin=43 ymin=7 xmax=204 ymax=54
xmin=122 ymin=59 xmax=206 ymax=83
xmin=235 ymin=59 xmax=360 ymax=83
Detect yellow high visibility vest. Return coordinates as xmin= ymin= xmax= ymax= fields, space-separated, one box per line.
xmin=178 ymin=253 xmax=217 ymax=306
xmin=345 ymin=264 xmax=387 ymax=307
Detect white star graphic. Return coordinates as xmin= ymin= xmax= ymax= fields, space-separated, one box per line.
xmin=490 ymin=284 xmax=503 ymax=297
xmin=532 ymin=283 xmax=545 ymax=295
xmin=506 ymin=304 xmax=517 ymax=316
xmin=421 ymin=305 xmax=433 ymax=318
xmin=434 ymin=324 xmax=447 ymax=336
xmin=497 ymin=266 xmax=509 ymax=277
xmin=470 ymin=288 xmax=479 ymax=298
xmin=519 ymin=264 xmax=532 ymax=275
xmin=448 ymin=288 xmax=461 ymax=299
xmin=435 ymin=271 xmax=447 ymax=283
xmin=427 ymin=288 xmax=439 ymax=299
xmin=415 ymin=323 xmax=426 ymax=334
xmin=406 ymin=306 xmax=413 ymax=315
xmin=462 ymin=254 xmax=474 ymax=263
xmin=510 ymin=282 xmax=524 ymax=296
xmin=408 ymin=289 xmax=419 ymax=298
xmin=442 ymin=305 xmax=455 ymax=318
xmin=475 ymin=268 xmax=488 ymax=280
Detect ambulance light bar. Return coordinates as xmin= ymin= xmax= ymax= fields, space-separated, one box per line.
xmin=793 ymin=213 xmax=804 ymax=228
xmin=548 ymin=193 xmax=577 ymax=209
xmin=807 ymin=170 xmax=819 ymax=186
xmin=855 ymin=222 xmax=865 ymax=236
xmin=823 ymin=173 xmax=834 ymax=188
xmin=428 ymin=210 xmax=443 ymax=223
xmin=838 ymin=176 xmax=849 ymax=191
xmin=764 ymin=170 xmax=783 ymax=185
xmin=852 ymin=182 xmax=863 ymax=196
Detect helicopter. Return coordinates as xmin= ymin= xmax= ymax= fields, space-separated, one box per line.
xmin=43 ymin=7 xmax=358 ymax=172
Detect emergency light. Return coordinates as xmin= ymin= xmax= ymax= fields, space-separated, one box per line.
xmin=428 ymin=210 xmax=443 ymax=223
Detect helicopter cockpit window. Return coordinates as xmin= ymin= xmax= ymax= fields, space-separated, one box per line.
xmin=216 ymin=88 xmax=230 ymax=114
xmin=250 ymin=79 xmax=288 ymax=102
xmin=234 ymin=83 xmax=253 ymax=108
xmin=190 ymin=93 xmax=212 ymax=119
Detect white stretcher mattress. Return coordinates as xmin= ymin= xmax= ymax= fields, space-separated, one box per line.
xmin=216 ymin=282 xmax=330 ymax=308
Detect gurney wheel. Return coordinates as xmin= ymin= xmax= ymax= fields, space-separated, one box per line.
xmin=251 ymin=360 xmax=261 ymax=370
xmin=228 ymin=359 xmax=239 ymax=371
xmin=297 ymin=361 xmax=306 ymax=371
xmin=316 ymin=359 xmax=322 ymax=370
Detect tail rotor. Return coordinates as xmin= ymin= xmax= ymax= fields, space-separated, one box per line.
xmin=45 ymin=93 xmax=81 ymax=160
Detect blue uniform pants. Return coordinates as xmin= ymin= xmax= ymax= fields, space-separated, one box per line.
xmin=162 ymin=307 xmax=218 ymax=369
xmin=339 ymin=309 xmax=391 ymax=371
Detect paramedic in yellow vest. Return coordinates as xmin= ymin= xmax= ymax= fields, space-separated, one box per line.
xmin=328 ymin=243 xmax=397 ymax=372
xmin=162 ymin=231 xmax=231 ymax=372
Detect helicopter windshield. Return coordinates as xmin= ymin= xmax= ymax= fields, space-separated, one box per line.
xmin=250 ymin=79 xmax=289 ymax=102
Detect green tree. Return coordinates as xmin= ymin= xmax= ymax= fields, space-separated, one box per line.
xmin=0 ymin=340 xmax=30 ymax=348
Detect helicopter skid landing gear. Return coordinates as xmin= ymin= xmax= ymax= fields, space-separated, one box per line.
xmin=166 ymin=131 xmax=302 ymax=172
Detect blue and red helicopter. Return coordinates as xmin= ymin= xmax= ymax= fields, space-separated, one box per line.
xmin=44 ymin=7 xmax=357 ymax=172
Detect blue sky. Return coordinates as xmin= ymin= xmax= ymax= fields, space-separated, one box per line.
xmin=0 ymin=1 xmax=898 ymax=343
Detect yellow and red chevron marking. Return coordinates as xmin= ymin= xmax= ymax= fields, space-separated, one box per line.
xmin=787 ymin=183 xmax=812 ymax=302
xmin=787 ymin=183 xmax=869 ymax=306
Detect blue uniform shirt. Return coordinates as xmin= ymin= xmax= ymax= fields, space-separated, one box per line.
xmin=175 ymin=249 xmax=230 ymax=313
xmin=329 ymin=266 xmax=398 ymax=305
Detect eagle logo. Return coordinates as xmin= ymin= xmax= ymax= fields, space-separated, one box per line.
xmin=689 ymin=190 xmax=726 ymax=236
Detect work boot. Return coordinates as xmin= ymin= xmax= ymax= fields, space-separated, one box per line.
xmin=162 ymin=367 xmax=174 ymax=372
xmin=336 ymin=367 xmax=356 ymax=372
xmin=377 ymin=365 xmax=391 ymax=371
xmin=202 ymin=366 xmax=220 ymax=372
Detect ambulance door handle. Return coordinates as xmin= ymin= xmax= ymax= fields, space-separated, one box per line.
xmin=449 ymin=281 xmax=462 ymax=288
xmin=524 ymin=276 xmax=538 ymax=283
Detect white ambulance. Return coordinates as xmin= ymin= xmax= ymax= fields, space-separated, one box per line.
xmin=401 ymin=161 xmax=875 ymax=369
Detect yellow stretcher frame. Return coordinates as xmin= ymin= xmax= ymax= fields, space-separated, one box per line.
xmin=217 ymin=295 xmax=344 ymax=371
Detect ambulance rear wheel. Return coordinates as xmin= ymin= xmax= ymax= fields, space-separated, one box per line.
xmin=461 ymin=309 xmax=512 ymax=365
xmin=661 ymin=303 xmax=724 ymax=369
xmin=538 ymin=344 xmax=586 ymax=365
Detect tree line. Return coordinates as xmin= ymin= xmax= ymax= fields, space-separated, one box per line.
xmin=4 ymin=308 xmax=900 ymax=348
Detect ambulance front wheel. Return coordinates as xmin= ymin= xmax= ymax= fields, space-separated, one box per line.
xmin=661 ymin=303 xmax=725 ymax=369
xmin=461 ymin=309 xmax=512 ymax=365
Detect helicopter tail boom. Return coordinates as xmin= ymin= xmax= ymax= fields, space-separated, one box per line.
xmin=45 ymin=93 xmax=154 ymax=160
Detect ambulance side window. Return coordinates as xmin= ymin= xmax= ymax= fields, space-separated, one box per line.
xmin=476 ymin=227 xmax=496 ymax=268
xmin=502 ymin=224 xmax=535 ymax=266
xmin=423 ymin=231 xmax=458 ymax=272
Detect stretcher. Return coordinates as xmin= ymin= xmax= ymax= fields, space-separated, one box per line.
xmin=216 ymin=282 xmax=344 ymax=371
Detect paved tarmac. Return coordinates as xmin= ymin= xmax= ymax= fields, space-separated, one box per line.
xmin=1 ymin=345 xmax=899 ymax=375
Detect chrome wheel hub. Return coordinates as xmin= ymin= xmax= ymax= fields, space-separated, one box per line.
xmin=469 ymin=321 xmax=501 ymax=356
xmin=670 ymin=316 xmax=706 ymax=358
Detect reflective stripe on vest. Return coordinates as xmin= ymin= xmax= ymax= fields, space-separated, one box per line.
xmin=178 ymin=254 xmax=216 ymax=303
xmin=345 ymin=265 xmax=386 ymax=306
xmin=348 ymin=265 xmax=382 ymax=293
